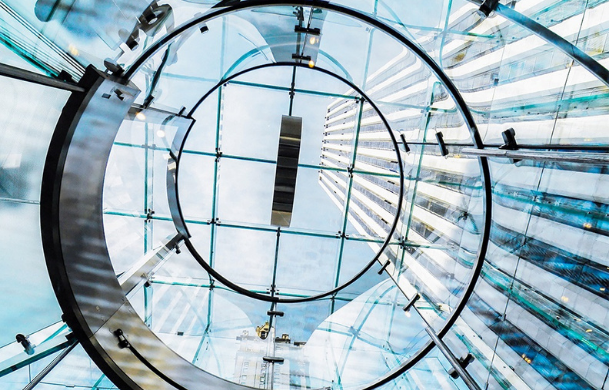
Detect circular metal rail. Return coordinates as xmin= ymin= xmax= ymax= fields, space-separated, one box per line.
xmin=40 ymin=1 xmax=493 ymax=389
xmin=168 ymin=61 xmax=405 ymax=303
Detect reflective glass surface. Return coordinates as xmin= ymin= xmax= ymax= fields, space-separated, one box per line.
xmin=2 ymin=0 xmax=609 ymax=389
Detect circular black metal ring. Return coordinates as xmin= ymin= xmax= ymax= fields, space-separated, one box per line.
xmin=170 ymin=61 xmax=405 ymax=303
xmin=122 ymin=1 xmax=492 ymax=387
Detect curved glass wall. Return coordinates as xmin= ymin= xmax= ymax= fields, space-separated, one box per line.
xmin=0 ymin=0 xmax=608 ymax=390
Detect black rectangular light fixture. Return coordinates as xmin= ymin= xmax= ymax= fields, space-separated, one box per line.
xmin=291 ymin=53 xmax=312 ymax=62
xmin=263 ymin=356 xmax=285 ymax=364
xmin=271 ymin=116 xmax=302 ymax=227
xmin=295 ymin=26 xmax=321 ymax=35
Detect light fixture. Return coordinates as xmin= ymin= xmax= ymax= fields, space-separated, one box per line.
xmin=157 ymin=129 xmax=166 ymax=138
xmin=308 ymin=60 xmax=315 ymax=68
xmin=68 ymin=44 xmax=79 ymax=56
xmin=135 ymin=112 xmax=146 ymax=121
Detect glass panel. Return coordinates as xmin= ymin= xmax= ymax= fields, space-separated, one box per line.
xmin=0 ymin=75 xmax=66 ymax=347
xmin=0 ymin=76 xmax=69 ymax=202
xmin=220 ymin=83 xmax=284 ymax=162
xmin=275 ymin=233 xmax=339 ymax=295
xmin=6 ymin=1 xmax=609 ymax=389
xmin=213 ymin=225 xmax=276 ymax=290
xmin=0 ymin=205 xmax=63 ymax=346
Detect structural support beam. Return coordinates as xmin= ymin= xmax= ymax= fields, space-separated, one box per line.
xmin=117 ymin=234 xmax=182 ymax=297
xmin=0 ymin=332 xmax=74 ymax=378
xmin=23 ymin=341 xmax=78 ymax=390
xmin=462 ymin=148 xmax=609 ymax=165
xmin=0 ymin=62 xmax=84 ymax=92
xmin=473 ymin=1 xmax=609 ymax=88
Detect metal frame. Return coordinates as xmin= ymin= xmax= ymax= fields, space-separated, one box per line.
xmin=120 ymin=1 xmax=492 ymax=388
xmin=40 ymin=66 xmax=254 ymax=390
xmin=171 ymin=61 xmax=405 ymax=303
xmin=18 ymin=0 xmax=609 ymax=388
xmin=0 ymin=62 xmax=84 ymax=92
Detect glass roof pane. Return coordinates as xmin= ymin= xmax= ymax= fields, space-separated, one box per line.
xmin=178 ymin=153 xmax=216 ymax=221
xmin=0 ymin=75 xmax=66 ymax=347
xmin=220 ymin=83 xmax=284 ymax=161
xmin=213 ymin=225 xmax=277 ymax=289
xmin=0 ymin=201 xmax=62 ymax=347
xmin=215 ymin=158 xmax=276 ymax=225
xmin=185 ymin=90 xmax=222 ymax=154
xmin=275 ymin=233 xmax=339 ymax=295
xmin=338 ymin=239 xmax=387 ymax=295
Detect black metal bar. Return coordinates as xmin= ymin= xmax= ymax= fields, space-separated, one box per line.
xmin=480 ymin=1 xmax=609 ymax=88
xmin=0 ymin=62 xmax=84 ymax=92
xmin=462 ymin=147 xmax=609 ymax=164
xmin=406 ymin=140 xmax=609 ymax=152
xmin=121 ymin=3 xmax=492 ymax=388
xmin=130 ymin=103 xmax=187 ymax=119
xmin=262 ymin=356 xmax=285 ymax=364
xmin=23 ymin=340 xmax=78 ymax=390
xmin=424 ymin=327 xmax=482 ymax=390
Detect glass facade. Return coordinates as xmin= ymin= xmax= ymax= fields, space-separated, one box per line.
xmin=0 ymin=0 xmax=608 ymax=389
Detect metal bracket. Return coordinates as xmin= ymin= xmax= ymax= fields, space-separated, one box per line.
xmin=478 ymin=0 xmax=499 ymax=17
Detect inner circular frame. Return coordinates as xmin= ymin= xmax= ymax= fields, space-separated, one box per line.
xmin=169 ymin=61 xmax=406 ymax=303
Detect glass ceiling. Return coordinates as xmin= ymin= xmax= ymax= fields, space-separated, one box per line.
xmin=1 ymin=0 xmax=609 ymax=389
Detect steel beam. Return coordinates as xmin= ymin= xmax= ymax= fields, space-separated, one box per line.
xmin=462 ymin=147 xmax=609 ymax=165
